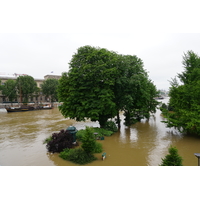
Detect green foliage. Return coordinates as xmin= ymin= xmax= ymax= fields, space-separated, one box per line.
xmin=41 ymin=78 xmax=58 ymax=103
xmin=114 ymin=54 xmax=159 ymax=126
xmin=104 ymin=120 xmax=118 ymax=132
xmin=58 ymin=45 xmax=158 ymax=128
xmin=58 ymin=46 xmax=118 ymax=128
xmin=160 ymin=103 xmax=168 ymax=110
xmin=76 ymin=126 xmax=114 ymax=142
xmin=16 ymin=75 xmax=37 ymax=103
xmin=160 ymin=103 xmax=174 ymax=113
xmin=178 ymin=51 xmax=200 ymax=84
xmin=93 ymin=142 xmax=103 ymax=153
xmin=59 ymin=148 xmax=70 ymax=160
xmin=76 ymin=129 xmax=86 ymax=141
xmin=1 ymin=79 xmax=17 ymax=103
xmin=164 ymin=51 xmax=200 ymax=135
xmin=93 ymin=127 xmax=113 ymax=137
xmin=59 ymin=126 xmax=103 ymax=165
xmin=59 ymin=148 xmax=97 ymax=165
xmin=160 ymin=146 xmax=183 ymax=166
xmin=81 ymin=126 xmax=96 ymax=154
xmin=34 ymin=87 xmax=41 ymax=101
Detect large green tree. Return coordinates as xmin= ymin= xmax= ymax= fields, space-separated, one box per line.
xmin=1 ymin=79 xmax=17 ymax=104
xmin=41 ymin=78 xmax=58 ymax=105
xmin=16 ymin=75 xmax=37 ymax=103
xmin=58 ymin=46 xmax=118 ymax=128
xmin=162 ymin=51 xmax=200 ymax=135
xmin=114 ymin=54 xmax=158 ymax=126
xmin=58 ymin=45 xmax=158 ymax=128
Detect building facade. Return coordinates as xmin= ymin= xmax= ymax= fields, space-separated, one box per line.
xmin=0 ymin=74 xmax=61 ymax=104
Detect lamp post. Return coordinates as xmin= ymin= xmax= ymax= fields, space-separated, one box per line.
xmin=194 ymin=153 xmax=200 ymax=166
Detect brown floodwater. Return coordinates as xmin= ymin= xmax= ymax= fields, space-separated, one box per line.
xmin=0 ymin=98 xmax=200 ymax=166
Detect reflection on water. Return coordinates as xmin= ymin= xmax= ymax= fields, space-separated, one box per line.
xmin=0 ymin=98 xmax=200 ymax=166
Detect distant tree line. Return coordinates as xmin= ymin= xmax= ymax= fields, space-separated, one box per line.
xmin=58 ymin=45 xmax=159 ymax=128
xmin=0 ymin=75 xmax=58 ymax=105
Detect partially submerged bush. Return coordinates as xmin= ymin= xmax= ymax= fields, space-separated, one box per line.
xmin=93 ymin=127 xmax=113 ymax=137
xmin=59 ymin=127 xmax=103 ymax=165
xmin=59 ymin=148 xmax=97 ymax=165
xmin=46 ymin=129 xmax=77 ymax=153
xmin=93 ymin=142 xmax=103 ymax=153
xmin=160 ymin=146 xmax=183 ymax=166
xmin=76 ymin=129 xmax=86 ymax=141
xmin=104 ymin=120 xmax=118 ymax=132
xmin=76 ymin=126 xmax=114 ymax=142
xmin=81 ymin=126 xmax=96 ymax=154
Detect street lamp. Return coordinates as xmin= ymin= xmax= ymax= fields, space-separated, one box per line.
xmin=194 ymin=153 xmax=200 ymax=166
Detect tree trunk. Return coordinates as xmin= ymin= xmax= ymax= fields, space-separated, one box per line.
xmin=124 ymin=110 xmax=131 ymax=126
xmin=99 ymin=115 xmax=108 ymax=128
xmin=116 ymin=111 xmax=121 ymax=129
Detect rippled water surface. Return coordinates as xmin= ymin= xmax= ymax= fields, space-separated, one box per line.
xmin=0 ymin=98 xmax=200 ymax=166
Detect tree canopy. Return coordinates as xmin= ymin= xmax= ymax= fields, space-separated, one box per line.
xmin=162 ymin=51 xmax=200 ymax=135
xmin=1 ymin=79 xmax=17 ymax=103
xmin=16 ymin=75 xmax=37 ymax=103
xmin=58 ymin=45 xmax=158 ymax=128
xmin=41 ymin=78 xmax=58 ymax=104
xmin=114 ymin=54 xmax=158 ymax=126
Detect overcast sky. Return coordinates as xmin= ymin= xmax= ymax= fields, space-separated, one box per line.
xmin=1 ymin=0 xmax=200 ymax=90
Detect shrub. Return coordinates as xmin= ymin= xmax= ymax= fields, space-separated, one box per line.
xmin=59 ymin=148 xmax=70 ymax=160
xmin=76 ymin=129 xmax=86 ymax=141
xmin=59 ymin=148 xmax=97 ymax=165
xmin=93 ymin=127 xmax=113 ymax=136
xmin=160 ymin=103 xmax=167 ymax=110
xmin=81 ymin=126 xmax=96 ymax=154
xmin=160 ymin=146 xmax=183 ymax=166
xmin=46 ymin=129 xmax=77 ymax=153
xmin=76 ymin=126 xmax=114 ymax=143
xmin=104 ymin=120 xmax=118 ymax=132
xmin=93 ymin=142 xmax=103 ymax=153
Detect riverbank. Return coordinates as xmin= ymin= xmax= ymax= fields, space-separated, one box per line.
xmin=0 ymin=102 xmax=62 ymax=108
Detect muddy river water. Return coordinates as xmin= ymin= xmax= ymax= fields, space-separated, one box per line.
xmin=0 ymin=98 xmax=200 ymax=166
